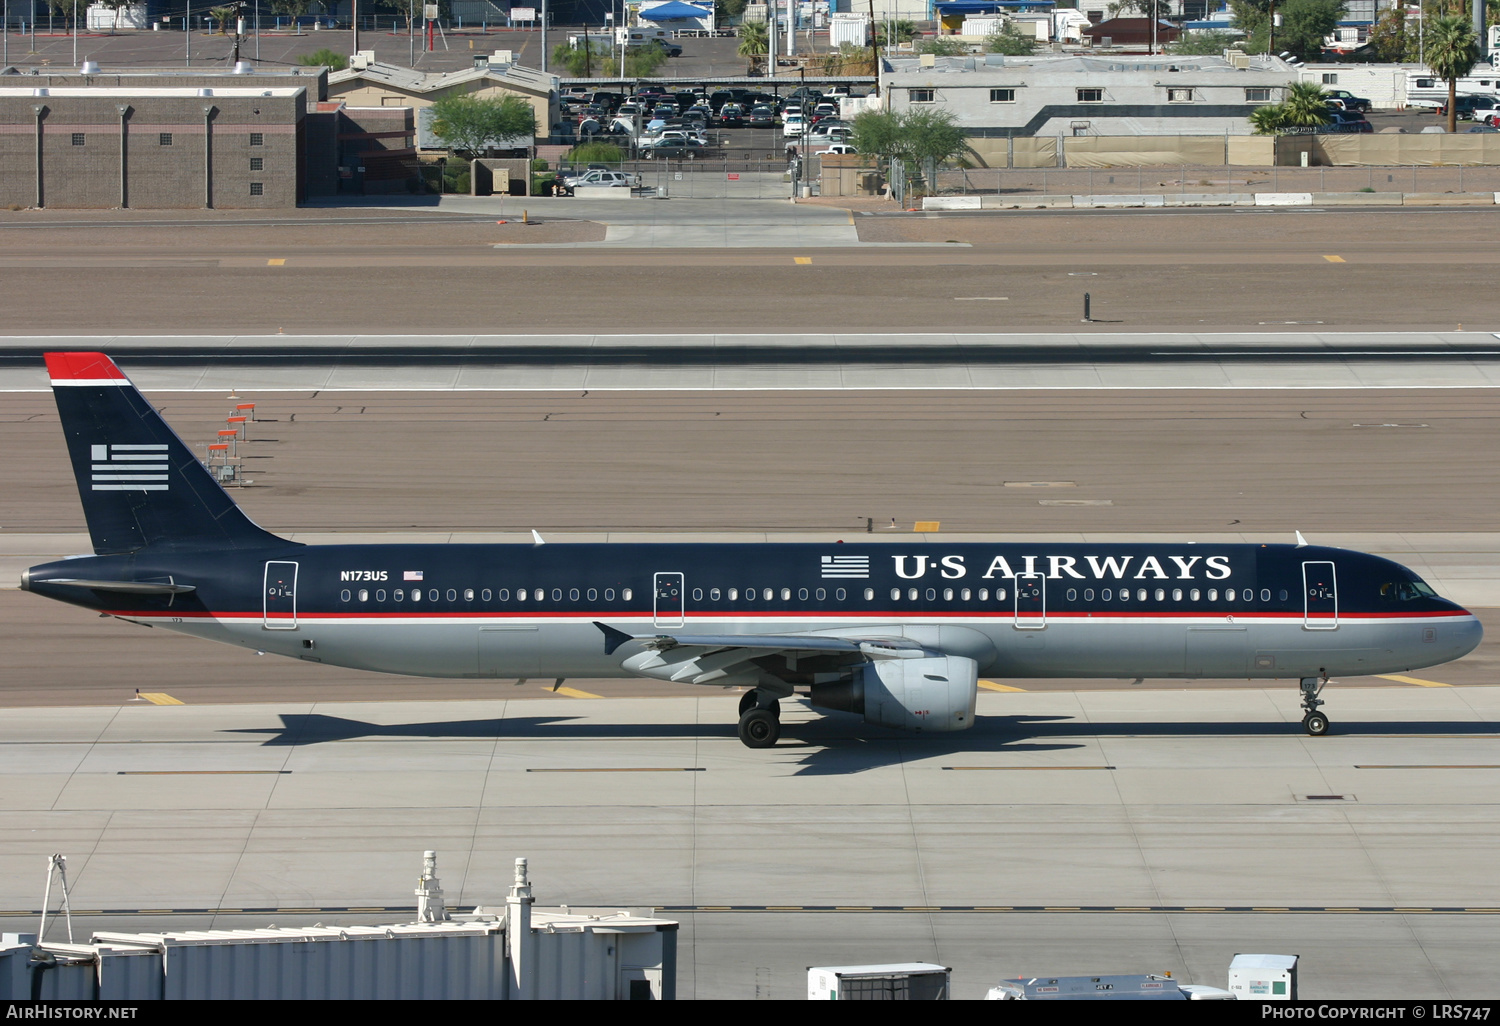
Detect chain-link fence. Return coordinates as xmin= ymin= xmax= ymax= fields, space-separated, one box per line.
xmin=554 ymin=158 xmax=800 ymax=199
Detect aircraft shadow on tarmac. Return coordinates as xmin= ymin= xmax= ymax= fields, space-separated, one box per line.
xmin=222 ymin=712 xmax=1500 ymax=776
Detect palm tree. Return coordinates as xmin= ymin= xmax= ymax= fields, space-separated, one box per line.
xmin=1280 ymin=81 xmax=1332 ymax=128
xmin=1426 ymin=15 xmax=1479 ymax=134
xmin=737 ymin=21 xmax=768 ymax=72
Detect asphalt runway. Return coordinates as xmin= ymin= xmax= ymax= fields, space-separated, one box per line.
xmin=5 ymin=201 xmax=1500 ymax=996
xmin=6 ymin=687 xmax=1500 ymax=998
xmin=0 ymin=205 xmax=1497 ymax=332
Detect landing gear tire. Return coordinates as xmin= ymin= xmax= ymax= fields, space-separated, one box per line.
xmin=738 ymin=707 xmax=780 ymax=748
xmin=1303 ymin=711 xmax=1330 ymax=736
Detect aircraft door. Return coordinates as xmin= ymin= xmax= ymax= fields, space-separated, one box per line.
xmin=263 ymin=561 xmax=298 ymax=630
xmin=1014 ymin=573 xmax=1046 ymax=629
xmin=654 ymin=571 xmax=685 ymax=628
xmin=1303 ymin=561 xmax=1338 ymax=630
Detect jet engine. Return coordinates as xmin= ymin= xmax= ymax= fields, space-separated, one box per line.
xmin=810 ymin=655 xmax=978 ymax=732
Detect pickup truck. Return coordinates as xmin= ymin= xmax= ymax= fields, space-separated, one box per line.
xmin=1323 ymin=89 xmax=1371 ymax=112
xmin=561 ymin=168 xmax=639 ymax=189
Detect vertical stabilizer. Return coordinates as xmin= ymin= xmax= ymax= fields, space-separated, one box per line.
xmin=46 ymin=352 xmax=287 ymax=554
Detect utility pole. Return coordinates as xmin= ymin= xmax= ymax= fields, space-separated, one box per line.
xmin=353 ymin=0 xmax=359 ymax=58
xmin=232 ymin=2 xmax=245 ymax=64
xmin=868 ymin=0 xmax=878 ymax=96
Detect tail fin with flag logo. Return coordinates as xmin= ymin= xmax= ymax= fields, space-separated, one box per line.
xmin=46 ymin=352 xmax=288 ymax=555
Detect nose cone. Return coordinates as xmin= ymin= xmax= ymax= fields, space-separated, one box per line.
xmin=1451 ymin=611 xmax=1485 ymax=661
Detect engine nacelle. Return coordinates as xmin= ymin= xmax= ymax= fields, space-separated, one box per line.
xmin=810 ymin=655 xmax=978 ymax=733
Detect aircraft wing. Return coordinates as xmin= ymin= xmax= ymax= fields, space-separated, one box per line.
xmin=593 ymin=621 xmax=924 ymax=686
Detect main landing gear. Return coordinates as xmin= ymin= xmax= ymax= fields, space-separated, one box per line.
xmin=737 ymin=688 xmax=782 ymax=748
xmin=1300 ymin=674 xmax=1330 ymax=736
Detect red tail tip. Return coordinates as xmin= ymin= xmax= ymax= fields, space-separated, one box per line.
xmin=44 ymin=352 xmax=127 ymax=382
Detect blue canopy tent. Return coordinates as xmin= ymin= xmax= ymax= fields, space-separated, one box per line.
xmin=638 ymin=1 xmax=713 ymax=20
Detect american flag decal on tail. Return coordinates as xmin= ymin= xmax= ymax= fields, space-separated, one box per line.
xmin=821 ymin=554 xmax=870 ymax=579
xmin=91 ymin=444 xmax=169 ymax=491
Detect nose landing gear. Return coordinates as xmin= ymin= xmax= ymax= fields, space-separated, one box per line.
xmin=1300 ymin=674 xmax=1330 ymax=736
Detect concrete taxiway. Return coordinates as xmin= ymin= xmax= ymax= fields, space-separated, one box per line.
xmin=4 ymin=688 xmax=1500 ymax=998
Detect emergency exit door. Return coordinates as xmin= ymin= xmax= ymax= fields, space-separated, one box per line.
xmin=1303 ymin=561 xmax=1338 ymax=630
xmin=654 ymin=572 xmax=685 ymax=628
xmin=263 ymin=561 xmax=299 ymax=630
xmin=1014 ymin=573 xmax=1046 ymax=630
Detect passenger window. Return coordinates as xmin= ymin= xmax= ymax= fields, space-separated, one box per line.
xmin=570 ymin=588 xmax=580 ymax=601
xmin=498 ymin=589 xmax=509 ymax=601
xmin=464 ymin=589 xmax=474 ymax=601
xmin=480 ymin=589 xmax=489 ymax=601
xmin=865 ymin=588 xmax=874 ymax=600
xmin=1083 ymin=589 xmax=1093 ymax=601
xmin=815 ymin=588 xmax=825 ymax=600
xmin=340 ymin=589 xmax=351 ymax=602
xmin=692 ymin=588 xmax=702 ymax=601
xmin=781 ymin=588 xmax=791 ymax=601
xmin=745 ymin=588 xmax=755 ymax=602
xmin=1190 ymin=589 xmax=1200 ymax=601
xmin=1208 ymin=588 xmax=1217 ymax=601
xmin=359 ymin=589 xmax=369 ymax=602
xmin=1225 ymin=589 xmax=1236 ymax=601
xmin=534 ymin=589 xmax=544 ymax=601
xmin=995 ymin=588 xmax=1006 ymax=601
xmin=394 ymin=589 xmax=404 ymax=602
xmin=944 ymin=588 xmax=954 ymax=601
xmin=588 ymin=588 xmax=597 ymax=601
xmin=1120 ymin=589 xmax=1129 ymax=602
xmin=376 ymin=589 xmax=386 ymax=601
xmin=411 ymin=590 xmax=422 ymax=603
xmin=1137 ymin=588 xmax=1148 ymax=601
xmin=516 ymin=589 xmax=526 ymax=602
xmin=979 ymin=589 xmax=989 ymax=601
xmin=622 ymin=588 xmax=633 ymax=601
xmin=909 ymin=588 xmax=919 ymax=601
xmin=925 ymin=588 xmax=936 ymax=601
xmin=605 ymin=588 xmax=615 ymax=600
xmin=552 ymin=589 xmax=562 ymax=601
xmin=962 ymin=588 xmax=972 ymax=600
xmin=891 ymin=588 xmax=901 ymax=601
xmin=1102 ymin=588 xmax=1111 ymax=600
xmin=1066 ymin=589 xmax=1077 ymax=602
xmin=728 ymin=588 xmax=738 ymax=600
xmin=798 ymin=588 xmax=808 ymax=601
xmin=764 ymin=588 xmax=774 ymax=601
xmin=836 ymin=588 xmax=846 ymax=600
xmin=1261 ymin=589 xmax=1271 ymax=602
xmin=1171 ymin=588 xmax=1181 ymax=601
xmin=1279 ymin=589 xmax=1287 ymax=601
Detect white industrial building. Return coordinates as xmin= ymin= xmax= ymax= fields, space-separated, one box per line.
xmin=881 ymin=52 xmax=1299 ymax=136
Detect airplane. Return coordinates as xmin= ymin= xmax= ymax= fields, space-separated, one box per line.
xmin=20 ymin=352 xmax=1485 ymax=749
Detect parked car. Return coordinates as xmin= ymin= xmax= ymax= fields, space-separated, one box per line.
xmin=815 ymin=143 xmax=858 ymax=155
xmin=746 ymin=105 xmax=777 ymax=128
xmin=640 ymin=135 xmax=707 ymax=158
xmin=1436 ymin=95 xmax=1498 ymax=119
xmin=782 ymin=114 xmax=806 ymax=138
xmin=561 ymin=168 xmax=639 ymax=190
xmin=1323 ymin=89 xmax=1371 ymax=112
xmin=717 ymin=103 xmax=745 ymax=127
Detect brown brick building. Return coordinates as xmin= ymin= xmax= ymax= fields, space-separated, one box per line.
xmin=0 ymin=86 xmax=307 ymax=209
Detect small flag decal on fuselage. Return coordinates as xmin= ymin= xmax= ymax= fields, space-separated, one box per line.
xmin=821 ymin=555 xmax=870 ymax=578
xmin=403 ymin=570 xmax=424 ymax=581
xmin=91 ymin=443 xmax=169 ymax=491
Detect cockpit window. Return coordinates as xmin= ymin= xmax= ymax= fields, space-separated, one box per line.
xmin=1380 ymin=579 xmax=1436 ymax=601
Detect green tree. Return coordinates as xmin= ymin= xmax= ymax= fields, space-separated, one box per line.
xmin=298 ymin=47 xmax=349 ymax=71
xmin=271 ymin=0 xmax=313 ymax=18
xmin=875 ymin=20 xmax=916 ymax=45
xmin=1426 ymin=15 xmax=1480 ymax=134
xmin=1366 ymin=7 xmax=1420 ymax=63
xmin=851 ymin=108 xmax=971 ymax=194
xmin=1168 ymin=30 xmax=1242 ymax=56
xmin=1227 ymin=0 xmax=1342 ymax=60
xmin=984 ymin=24 xmax=1038 ymax=55
xmin=915 ymin=37 xmax=969 ymax=56
xmin=551 ymin=41 xmax=611 ymax=77
xmin=429 ymin=94 xmax=538 ymax=156
xmin=208 ymin=5 xmax=237 ymax=33
xmin=1247 ymin=104 xmax=1288 ymax=134
xmin=568 ymin=141 xmax=626 ymax=165
xmin=717 ymin=0 xmax=748 ymax=19
xmin=737 ymin=21 xmax=768 ymax=56
xmin=821 ymin=42 xmax=876 ymax=76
